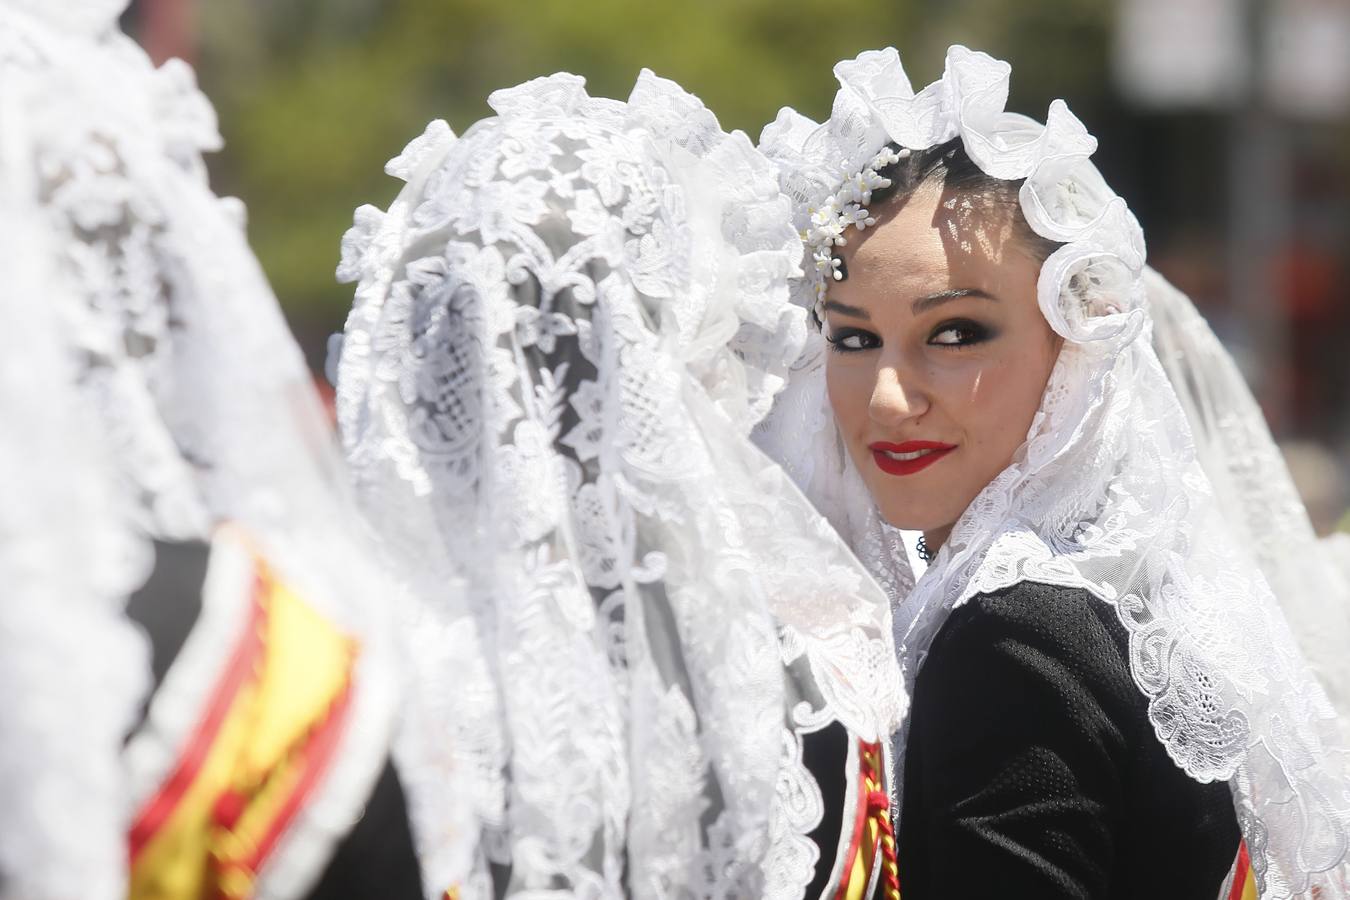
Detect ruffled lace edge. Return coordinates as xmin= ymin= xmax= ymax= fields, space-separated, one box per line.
xmin=758 ymin=44 xmax=1148 ymax=351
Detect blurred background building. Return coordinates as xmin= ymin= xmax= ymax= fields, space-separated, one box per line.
xmin=121 ymin=0 xmax=1350 ymax=532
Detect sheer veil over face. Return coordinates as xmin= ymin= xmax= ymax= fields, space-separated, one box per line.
xmin=335 ymin=71 xmax=905 ymax=899
xmin=824 ymin=180 xmax=1059 ymax=547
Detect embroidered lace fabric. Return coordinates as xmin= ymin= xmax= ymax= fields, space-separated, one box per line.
xmin=0 ymin=6 xmax=401 ymax=898
xmin=1150 ymin=268 xmax=1350 ymax=725
xmin=335 ymin=71 xmax=905 ymax=899
xmin=754 ymin=45 xmax=1350 ymax=898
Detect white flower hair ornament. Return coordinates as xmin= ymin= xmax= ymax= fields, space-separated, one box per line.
xmin=762 ymin=45 xmax=1148 ymax=349
xmin=801 ymin=144 xmax=908 ymax=316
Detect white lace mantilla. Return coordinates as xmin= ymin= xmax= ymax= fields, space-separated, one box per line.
xmin=336 ymin=71 xmax=905 ymax=899
xmin=754 ymin=45 xmax=1350 ymax=898
xmin=1150 ymin=268 xmax=1350 ymax=726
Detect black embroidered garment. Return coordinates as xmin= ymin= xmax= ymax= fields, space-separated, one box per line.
xmin=897 ymin=581 xmax=1241 ymax=899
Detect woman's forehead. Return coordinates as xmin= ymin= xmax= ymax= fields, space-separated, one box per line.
xmin=840 ymin=192 xmax=1022 ymax=289
xmin=828 ymin=215 xmax=1045 ymax=328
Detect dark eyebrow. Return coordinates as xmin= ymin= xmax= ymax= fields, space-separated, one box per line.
xmin=822 ymin=299 xmax=870 ymax=320
xmin=912 ymin=288 xmax=997 ymax=314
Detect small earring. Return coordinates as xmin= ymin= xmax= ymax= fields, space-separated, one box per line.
xmin=916 ymin=535 xmax=934 ymax=563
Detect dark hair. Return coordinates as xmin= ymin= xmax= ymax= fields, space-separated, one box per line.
xmin=832 ymin=137 xmax=1061 ymax=282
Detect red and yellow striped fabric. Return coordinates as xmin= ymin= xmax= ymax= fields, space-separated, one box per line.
xmin=127 ymin=555 xmax=358 ymax=900
xmin=1227 ymin=840 xmax=1258 ymax=900
xmin=836 ymin=740 xmax=901 ymax=900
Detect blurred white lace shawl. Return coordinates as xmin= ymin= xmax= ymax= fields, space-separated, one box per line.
xmin=0 ymin=5 xmax=400 ymax=899
xmin=754 ymin=45 xmax=1350 ymax=898
xmin=334 ymin=71 xmax=906 ymax=899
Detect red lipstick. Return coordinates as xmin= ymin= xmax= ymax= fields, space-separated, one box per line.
xmin=868 ymin=440 xmax=956 ymax=476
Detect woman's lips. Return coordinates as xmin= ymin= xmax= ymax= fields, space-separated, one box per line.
xmin=868 ymin=440 xmax=957 ymax=476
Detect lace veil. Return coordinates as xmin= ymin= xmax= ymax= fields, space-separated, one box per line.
xmin=754 ymin=46 xmax=1350 ymax=898
xmin=1150 ymin=269 xmax=1350 ymax=723
xmin=0 ymin=6 xmax=400 ymax=898
xmin=334 ymin=71 xmax=905 ymax=898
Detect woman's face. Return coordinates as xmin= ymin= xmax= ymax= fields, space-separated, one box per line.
xmin=824 ymin=181 xmax=1061 ymax=547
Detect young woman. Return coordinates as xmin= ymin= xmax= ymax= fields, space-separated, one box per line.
xmin=333 ymin=71 xmax=905 ymax=898
xmin=756 ymin=46 xmax=1350 ymax=899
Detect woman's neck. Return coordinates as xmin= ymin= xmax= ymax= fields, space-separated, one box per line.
xmin=923 ymin=525 xmax=953 ymax=558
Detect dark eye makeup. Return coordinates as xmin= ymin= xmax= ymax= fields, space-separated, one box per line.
xmin=824 ymin=318 xmax=996 ymax=353
xmin=824 ymin=326 xmax=879 ymax=353
xmin=928 ymin=318 xmax=995 ymax=347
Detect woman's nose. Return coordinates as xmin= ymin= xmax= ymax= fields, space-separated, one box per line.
xmin=869 ymin=362 xmax=930 ymax=427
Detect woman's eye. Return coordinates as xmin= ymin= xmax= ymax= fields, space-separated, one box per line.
xmin=929 ymin=320 xmax=990 ymax=347
xmin=825 ymin=329 xmax=879 ymax=353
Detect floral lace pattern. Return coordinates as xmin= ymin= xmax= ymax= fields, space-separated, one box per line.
xmin=337 ymin=71 xmax=905 ymax=898
xmin=755 ymin=45 xmax=1350 ymax=898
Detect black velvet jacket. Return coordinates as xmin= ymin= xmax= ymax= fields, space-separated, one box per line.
xmin=897 ymin=580 xmax=1241 ymax=900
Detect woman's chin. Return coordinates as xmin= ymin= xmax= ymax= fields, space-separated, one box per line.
xmin=876 ymin=505 xmax=933 ymax=534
